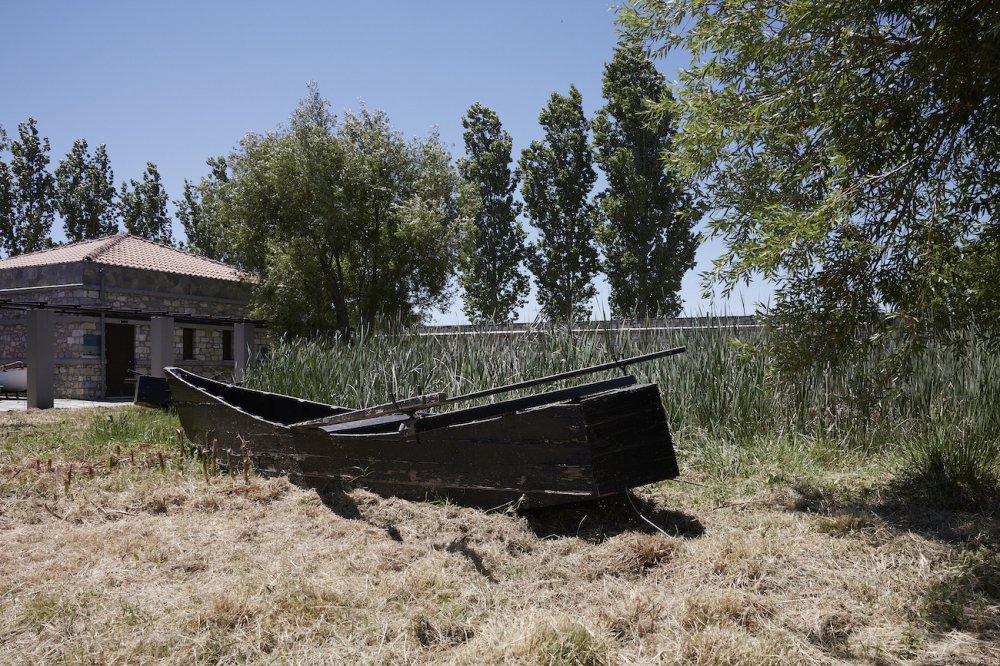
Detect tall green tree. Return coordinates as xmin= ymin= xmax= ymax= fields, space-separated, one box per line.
xmin=120 ymin=162 xmax=172 ymax=243
xmin=2 ymin=118 xmax=55 ymax=256
xmin=55 ymin=140 xmax=119 ymax=241
xmin=0 ymin=126 xmax=12 ymax=257
xmin=593 ymin=39 xmax=700 ymax=318
xmin=520 ymin=86 xmax=600 ymax=322
xmin=175 ymin=156 xmax=229 ymax=260
xmin=456 ymin=103 xmax=529 ymax=323
xmin=216 ymin=85 xmax=459 ymax=337
xmin=620 ymin=0 xmax=1000 ymax=363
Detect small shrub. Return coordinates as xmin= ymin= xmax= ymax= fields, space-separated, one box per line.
xmin=902 ymin=431 xmax=1000 ymax=507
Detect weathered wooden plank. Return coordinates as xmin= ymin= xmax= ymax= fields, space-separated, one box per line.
xmin=581 ymin=383 xmax=679 ymax=491
xmin=414 ymin=376 xmax=636 ymax=432
xmin=291 ymin=392 xmax=448 ymax=429
xmin=288 ymin=425 xmax=590 ymax=470
xmin=320 ymin=413 xmax=412 ymax=433
xmin=286 ymin=456 xmax=594 ymax=493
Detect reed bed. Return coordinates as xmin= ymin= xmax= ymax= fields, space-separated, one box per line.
xmin=245 ymin=322 xmax=1000 ymax=495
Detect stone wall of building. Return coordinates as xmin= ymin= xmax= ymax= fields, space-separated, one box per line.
xmin=87 ymin=264 xmax=251 ymax=306
xmin=51 ymin=319 xmax=101 ymax=399
xmin=0 ymin=319 xmax=26 ymax=363
xmin=103 ymin=290 xmax=248 ymax=319
xmin=54 ymin=360 xmax=103 ymax=400
xmin=0 ymin=268 xmax=266 ymax=399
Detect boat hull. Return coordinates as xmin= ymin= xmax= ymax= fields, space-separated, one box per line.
xmin=165 ymin=367 xmax=679 ymax=509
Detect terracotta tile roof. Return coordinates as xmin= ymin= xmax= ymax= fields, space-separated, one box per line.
xmin=0 ymin=234 xmax=244 ymax=282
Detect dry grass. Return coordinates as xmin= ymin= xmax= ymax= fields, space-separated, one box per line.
xmin=1 ymin=406 xmax=998 ymax=664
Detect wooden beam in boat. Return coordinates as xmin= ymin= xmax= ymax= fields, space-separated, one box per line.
xmin=413 ymin=375 xmax=638 ymax=432
xmin=290 ymin=392 xmax=449 ymax=429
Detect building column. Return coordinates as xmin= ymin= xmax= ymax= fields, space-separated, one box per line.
xmin=26 ymin=309 xmax=54 ymax=409
xmin=233 ymin=322 xmax=255 ymax=383
xmin=150 ymin=316 xmax=174 ymax=378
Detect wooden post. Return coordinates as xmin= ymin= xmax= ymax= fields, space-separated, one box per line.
xmin=150 ymin=316 xmax=174 ymax=378
xmin=26 ymin=308 xmax=54 ymax=409
xmin=233 ymin=322 xmax=255 ymax=382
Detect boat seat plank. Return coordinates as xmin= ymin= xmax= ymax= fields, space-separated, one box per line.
xmin=320 ymin=413 xmax=413 ymax=433
xmin=414 ymin=375 xmax=637 ymax=432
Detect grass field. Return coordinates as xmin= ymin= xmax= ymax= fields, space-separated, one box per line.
xmin=1 ymin=398 xmax=997 ymax=664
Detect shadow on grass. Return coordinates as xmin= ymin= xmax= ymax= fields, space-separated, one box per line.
xmin=873 ymin=488 xmax=999 ymax=548
xmin=788 ymin=467 xmax=999 ymax=546
xmin=522 ymin=491 xmax=705 ymax=543
xmin=787 ymin=474 xmax=1000 ymax=638
xmin=302 ymin=479 xmax=361 ymax=519
xmin=303 ymin=478 xmax=704 ymax=545
xmin=920 ymin=550 xmax=1000 ymax=635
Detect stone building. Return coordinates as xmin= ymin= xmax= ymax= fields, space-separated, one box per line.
xmin=0 ymin=234 xmax=265 ymax=400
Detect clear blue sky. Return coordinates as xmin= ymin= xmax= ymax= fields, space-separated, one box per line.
xmin=1 ymin=0 xmax=771 ymax=321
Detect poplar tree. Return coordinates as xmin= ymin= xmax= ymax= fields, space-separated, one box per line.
xmin=0 ymin=127 xmax=12 ymax=257
xmin=3 ymin=118 xmax=55 ymax=255
xmin=519 ymin=86 xmax=599 ymax=322
xmin=456 ymin=103 xmax=529 ymax=323
xmin=593 ymin=40 xmax=700 ymax=318
xmin=55 ymin=140 xmax=119 ymax=241
xmin=174 ymin=156 xmax=229 ymax=260
xmin=120 ymin=162 xmax=172 ymax=243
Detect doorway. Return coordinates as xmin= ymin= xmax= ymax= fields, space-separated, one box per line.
xmin=104 ymin=323 xmax=135 ymax=397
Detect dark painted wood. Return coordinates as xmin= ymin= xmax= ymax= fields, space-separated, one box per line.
xmin=133 ymin=375 xmax=170 ymax=407
xmin=414 ymin=376 xmax=636 ymax=432
xmin=104 ymin=323 xmax=135 ymax=397
xmin=581 ymin=383 xmax=679 ymax=493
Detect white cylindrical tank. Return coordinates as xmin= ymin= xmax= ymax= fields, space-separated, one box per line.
xmin=0 ymin=366 xmax=27 ymax=392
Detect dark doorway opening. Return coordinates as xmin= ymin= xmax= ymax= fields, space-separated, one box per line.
xmin=105 ymin=323 xmax=135 ymax=397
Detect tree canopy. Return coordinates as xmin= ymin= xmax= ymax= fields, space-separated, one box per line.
xmin=175 ymin=157 xmax=229 ymax=260
xmin=56 ymin=139 xmax=118 ymax=242
xmin=0 ymin=118 xmax=55 ymax=256
xmin=520 ymin=86 xmax=600 ymax=322
xmin=120 ymin=162 xmax=172 ymax=244
xmin=620 ymin=0 xmax=1000 ymax=360
xmin=593 ymin=38 xmax=700 ymax=318
xmin=210 ymin=85 xmax=459 ymax=338
xmin=456 ymin=103 xmax=529 ymax=323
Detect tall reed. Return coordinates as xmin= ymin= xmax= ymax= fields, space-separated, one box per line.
xmin=244 ymin=321 xmax=999 ymax=493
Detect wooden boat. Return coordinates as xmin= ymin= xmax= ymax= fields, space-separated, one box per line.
xmin=164 ymin=348 xmax=682 ymax=509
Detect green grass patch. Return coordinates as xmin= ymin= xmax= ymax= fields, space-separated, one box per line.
xmin=0 ymin=406 xmax=180 ymax=464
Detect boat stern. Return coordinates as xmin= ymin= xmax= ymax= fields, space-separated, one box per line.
xmin=579 ymin=383 xmax=679 ymax=496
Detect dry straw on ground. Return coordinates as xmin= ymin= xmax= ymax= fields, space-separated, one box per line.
xmin=1 ymin=406 xmax=998 ymax=664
